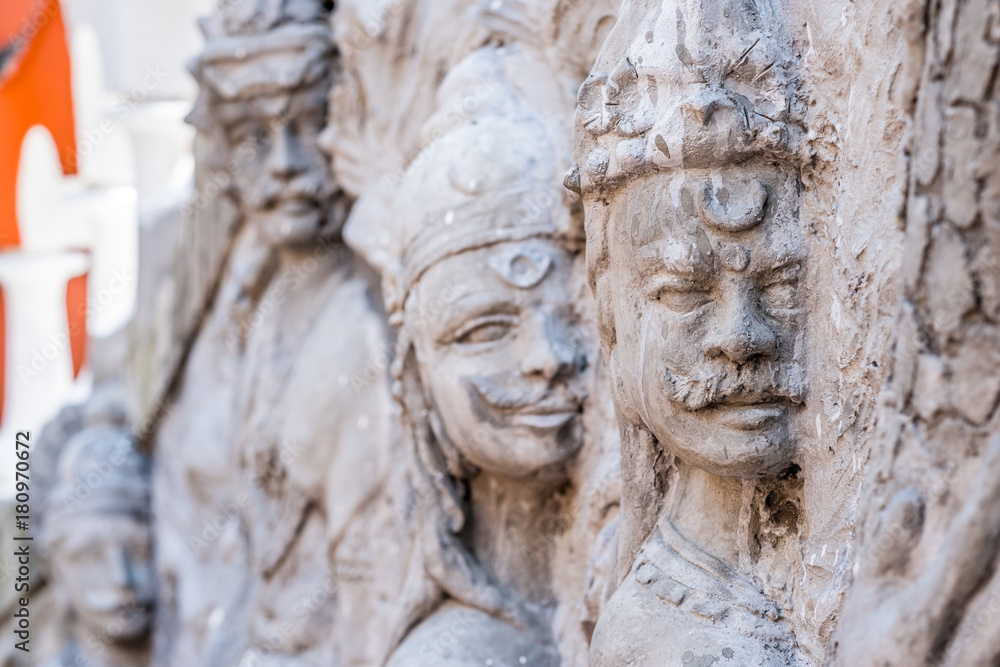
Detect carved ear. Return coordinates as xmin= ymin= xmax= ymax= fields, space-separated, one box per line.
xmin=584 ymin=203 xmax=616 ymax=350
xmin=606 ymin=348 xmax=639 ymax=426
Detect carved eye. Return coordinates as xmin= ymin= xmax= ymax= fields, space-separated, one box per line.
xmin=254 ymin=126 xmax=274 ymax=148
xmin=646 ymin=276 xmax=712 ymax=313
xmin=227 ymin=121 xmax=260 ymax=147
xmin=452 ymin=316 xmax=517 ymax=345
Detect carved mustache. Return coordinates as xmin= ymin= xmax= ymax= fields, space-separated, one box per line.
xmin=469 ymin=376 xmax=585 ymax=415
xmin=84 ymin=590 xmax=155 ymax=615
xmin=244 ymin=175 xmax=329 ymax=211
xmin=662 ymin=361 xmax=808 ymax=412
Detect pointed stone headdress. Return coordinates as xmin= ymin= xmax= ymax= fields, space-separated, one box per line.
xmin=345 ymin=47 xmax=583 ymax=319
xmin=43 ymin=425 xmax=151 ymax=528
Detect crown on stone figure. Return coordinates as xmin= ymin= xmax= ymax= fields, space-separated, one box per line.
xmin=44 ymin=425 xmax=151 ymax=527
xmin=566 ymin=0 xmax=804 ymax=198
xmin=187 ymin=0 xmax=333 ymax=126
xmin=344 ymin=48 xmax=583 ymax=320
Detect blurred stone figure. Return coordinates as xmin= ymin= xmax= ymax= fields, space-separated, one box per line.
xmin=40 ymin=425 xmax=154 ymax=667
xmin=151 ymin=1 xmax=399 ymax=665
xmin=571 ymin=0 xmax=810 ymax=663
xmin=187 ymin=0 xmax=347 ymax=249
xmin=346 ymin=46 xmax=593 ymax=667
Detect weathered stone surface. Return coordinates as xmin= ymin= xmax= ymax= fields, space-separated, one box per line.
xmin=35 ymin=0 xmax=1000 ymax=664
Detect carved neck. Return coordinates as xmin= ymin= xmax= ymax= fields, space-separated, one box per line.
xmin=465 ymin=471 xmax=567 ymax=608
xmin=662 ymin=458 xmax=759 ymax=575
xmin=72 ymin=624 xmax=149 ymax=667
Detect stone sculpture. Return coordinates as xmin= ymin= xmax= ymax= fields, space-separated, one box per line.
xmin=155 ymin=2 xmax=397 ymax=665
xmin=33 ymin=0 xmax=1000 ymax=664
xmin=40 ymin=425 xmax=154 ymax=667
xmin=344 ymin=45 xmax=594 ymax=666
xmin=327 ymin=3 xmax=628 ymax=662
xmin=571 ymin=0 xmax=811 ymax=663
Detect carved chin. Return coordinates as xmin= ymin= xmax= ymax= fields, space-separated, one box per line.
xmin=702 ymin=434 xmax=795 ymax=479
xmin=654 ymin=405 xmax=798 ymax=479
xmin=479 ymin=420 xmax=583 ymax=479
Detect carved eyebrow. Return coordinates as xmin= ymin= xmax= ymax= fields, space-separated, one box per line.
xmin=761 ymin=257 xmax=804 ymax=280
xmin=435 ymin=294 xmax=520 ymax=343
xmin=634 ymin=240 xmax=714 ymax=280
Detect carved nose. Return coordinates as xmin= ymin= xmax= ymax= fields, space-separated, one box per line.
xmin=108 ymin=546 xmax=134 ymax=589
xmin=267 ymin=123 xmax=307 ymax=178
xmin=702 ymin=292 xmax=778 ymax=365
xmin=520 ymin=313 xmax=582 ymax=382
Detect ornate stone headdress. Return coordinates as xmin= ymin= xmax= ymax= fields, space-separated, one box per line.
xmin=567 ymin=0 xmax=803 ymax=199
xmin=186 ymin=0 xmax=334 ymax=130
xmin=42 ymin=425 xmax=151 ymax=533
xmin=345 ymin=46 xmax=584 ymax=322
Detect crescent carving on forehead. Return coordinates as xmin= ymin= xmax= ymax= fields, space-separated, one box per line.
xmin=488 ymin=244 xmax=555 ymax=289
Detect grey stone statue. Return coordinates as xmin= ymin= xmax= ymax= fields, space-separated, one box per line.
xmin=570 ymin=0 xmax=811 ymax=663
xmin=40 ymin=425 xmax=154 ymax=667
xmin=347 ymin=46 xmax=592 ymax=667
xmin=156 ymin=1 xmax=397 ymax=665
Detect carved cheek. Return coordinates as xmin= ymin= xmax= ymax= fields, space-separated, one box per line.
xmin=655 ymin=306 xmax=711 ymax=372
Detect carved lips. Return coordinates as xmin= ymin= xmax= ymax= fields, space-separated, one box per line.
xmin=469 ymin=376 xmax=584 ymax=432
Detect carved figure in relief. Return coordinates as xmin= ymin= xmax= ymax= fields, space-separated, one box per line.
xmin=40 ymin=425 xmax=154 ymax=667
xmin=346 ymin=47 xmax=590 ymax=667
xmin=570 ymin=0 xmax=810 ymax=663
xmin=188 ymin=0 xmax=346 ymax=250
xmin=155 ymin=2 xmax=398 ymax=665
xmin=182 ymin=2 xmax=397 ymax=665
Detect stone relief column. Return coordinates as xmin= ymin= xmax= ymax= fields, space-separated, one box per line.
xmin=325 ymin=4 xmax=628 ymax=664
xmin=151 ymin=2 xmax=391 ymax=665
xmin=39 ymin=424 xmax=154 ymax=667
xmin=571 ymin=0 xmax=814 ymax=663
xmin=343 ymin=46 xmax=601 ymax=666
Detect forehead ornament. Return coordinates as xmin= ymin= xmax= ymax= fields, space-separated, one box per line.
xmin=488 ymin=245 xmax=554 ymax=288
xmin=698 ymin=178 xmax=768 ymax=232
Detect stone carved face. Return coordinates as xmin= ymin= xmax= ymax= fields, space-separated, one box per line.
xmin=217 ymin=80 xmax=335 ymax=246
xmin=50 ymin=513 xmax=155 ymax=642
xmin=409 ymin=238 xmax=588 ymax=479
xmin=606 ymin=165 xmax=807 ymax=478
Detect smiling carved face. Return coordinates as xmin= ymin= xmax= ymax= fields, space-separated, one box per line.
xmin=606 ymin=165 xmax=808 ymax=479
xmin=409 ymin=238 xmax=588 ymax=480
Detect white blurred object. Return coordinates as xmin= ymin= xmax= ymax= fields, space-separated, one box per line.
xmin=0 ymin=251 xmax=90 ymax=497
xmin=16 ymin=126 xmax=139 ymax=337
xmin=0 ymin=1 xmax=208 ymax=500
xmin=71 ymin=23 xmax=136 ymax=188
xmin=126 ymin=101 xmax=196 ymax=212
xmin=15 ymin=126 xmax=95 ymax=252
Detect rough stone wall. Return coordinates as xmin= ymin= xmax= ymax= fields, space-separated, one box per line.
xmin=782 ymin=0 xmax=910 ymax=655
xmin=829 ymin=0 xmax=1000 ymax=664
